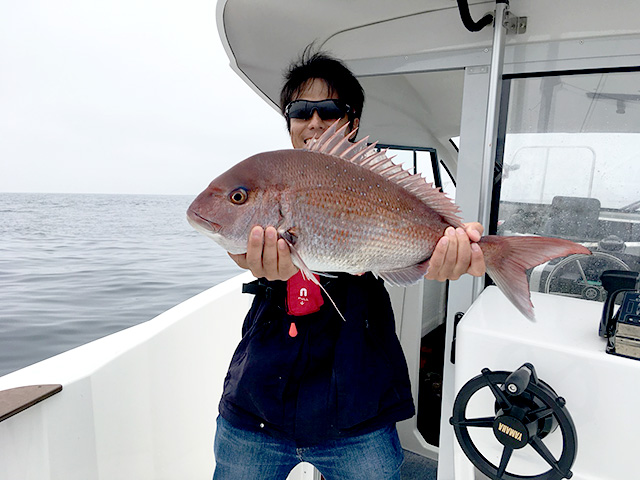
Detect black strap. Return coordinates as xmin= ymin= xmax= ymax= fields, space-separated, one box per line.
xmin=242 ymin=279 xmax=275 ymax=300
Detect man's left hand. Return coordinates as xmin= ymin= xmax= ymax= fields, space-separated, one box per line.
xmin=425 ymin=222 xmax=486 ymax=281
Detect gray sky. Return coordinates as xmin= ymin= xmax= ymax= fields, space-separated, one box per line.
xmin=0 ymin=0 xmax=291 ymax=195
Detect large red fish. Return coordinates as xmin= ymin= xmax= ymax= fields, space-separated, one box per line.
xmin=187 ymin=123 xmax=591 ymax=320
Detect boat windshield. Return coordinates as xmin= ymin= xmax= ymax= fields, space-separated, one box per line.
xmin=494 ymin=70 xmax=640 ymax=302
xmin=383 ymin=147 xmax=456 ymax=199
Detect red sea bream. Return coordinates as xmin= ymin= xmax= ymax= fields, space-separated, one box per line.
xmin=187 ymin=123 xmax=591 ymax=320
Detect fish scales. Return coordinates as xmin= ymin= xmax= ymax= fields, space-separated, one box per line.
xmin=280 ymin=151 xmax=449 ymax=273
xmin=187 ymin=122 xmax=591 ymax=320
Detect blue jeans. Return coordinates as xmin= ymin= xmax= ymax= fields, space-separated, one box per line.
xmin=213 ymin=416 xmax=404 ymax=480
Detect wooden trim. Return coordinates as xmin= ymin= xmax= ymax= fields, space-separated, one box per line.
xmin=0 ymin=384 xmax=63 ymax=422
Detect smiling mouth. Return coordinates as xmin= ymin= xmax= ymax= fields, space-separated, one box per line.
xmin=304 ymin=134 xmax=321 ymax=145
xmin=186 ymin=209 xmax=221 ymax=233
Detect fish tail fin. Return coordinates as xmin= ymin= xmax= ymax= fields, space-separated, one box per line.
xmin=479 ymin=235 xmax=592 ymax=320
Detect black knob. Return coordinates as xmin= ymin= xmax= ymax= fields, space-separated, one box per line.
xmin=504 ymin=364 xmax=534 ymax=396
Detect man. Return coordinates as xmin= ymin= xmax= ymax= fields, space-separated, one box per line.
xmin=214 ymin=50 xmax=485 ymax=480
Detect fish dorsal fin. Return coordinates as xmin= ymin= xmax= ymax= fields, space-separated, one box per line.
xmin=305 ymin=120 xmax=463 ymax=226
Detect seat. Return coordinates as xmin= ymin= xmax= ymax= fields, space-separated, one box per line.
xmin=543 ymin=196 xmax=601 ymax=241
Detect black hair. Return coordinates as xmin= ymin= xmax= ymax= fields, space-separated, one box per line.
xmin=280 ymin=46 xmax=365 ymax=132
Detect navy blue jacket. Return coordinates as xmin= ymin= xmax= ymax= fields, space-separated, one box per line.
xmin=218 ymin=272 xmax=415 ymax=446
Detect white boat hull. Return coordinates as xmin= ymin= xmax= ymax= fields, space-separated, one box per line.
xmin=0 ymin=273 xmax=253 ymax=480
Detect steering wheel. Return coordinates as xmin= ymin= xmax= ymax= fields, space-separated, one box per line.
xmin=543 ymin=251 xmax=629 ymax=301
xmin=450 ymin=364 xmax=577 ymax=480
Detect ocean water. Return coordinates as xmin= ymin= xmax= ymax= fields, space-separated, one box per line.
xmin=0 ymin=193 xmax=242 ymax=377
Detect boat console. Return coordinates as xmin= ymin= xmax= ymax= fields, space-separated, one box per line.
xmin=599 ymin=270 xmax=640 ymax=358
xmin=451 ymin=286 xmax=640 ymax=480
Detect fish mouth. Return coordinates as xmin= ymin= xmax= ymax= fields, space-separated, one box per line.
xmin=186 ymin=209 xmax=221 ymax=234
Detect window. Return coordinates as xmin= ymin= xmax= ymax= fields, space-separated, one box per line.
xmin=495 ymin=70 xmax=640 ymax=301
xmin=380 ymin=146 xmax=455 ymax=199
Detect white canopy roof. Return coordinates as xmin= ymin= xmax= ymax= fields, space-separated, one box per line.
xmin=216 ymin=0 xmax=640 ymax=170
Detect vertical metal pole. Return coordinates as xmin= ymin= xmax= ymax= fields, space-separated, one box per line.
xmin=473 ymin=0 xmax=509 ymax=299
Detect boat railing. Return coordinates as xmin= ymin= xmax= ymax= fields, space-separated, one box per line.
xmin=0 ymin=384 xmax=62 ymax=423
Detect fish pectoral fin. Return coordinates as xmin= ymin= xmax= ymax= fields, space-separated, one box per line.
xmin=279 ymin=237 xmax=312 ymax=281
xmin=314 ymin=271 xmax=338 ymax=278
xmin=278 ymin=227 xmax=298 ymax=246
xmin=281 ymin=238 xmax=346 ymax=322
xmin=378 ymin=260 xmax=431 ymax=287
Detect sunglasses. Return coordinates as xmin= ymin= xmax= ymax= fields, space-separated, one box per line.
xmin=285 ymin=99 xmax=352 ymax=121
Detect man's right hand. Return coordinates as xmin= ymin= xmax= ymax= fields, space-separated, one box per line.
xmin=228 ymin=226 xmax=299 ymax=281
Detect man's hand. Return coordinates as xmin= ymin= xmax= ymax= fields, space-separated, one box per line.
xmin=425 ymin=222 xmax=486 ymax=282
xmin=228 ymin=226 xmax=299 ymax=281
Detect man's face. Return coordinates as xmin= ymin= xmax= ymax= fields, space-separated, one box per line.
xmin=288 ymin=78 xmax=359 ymax=149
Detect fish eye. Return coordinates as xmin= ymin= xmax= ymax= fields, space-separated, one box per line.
xmin=229 ymin=188 xmax=248 ymax=205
